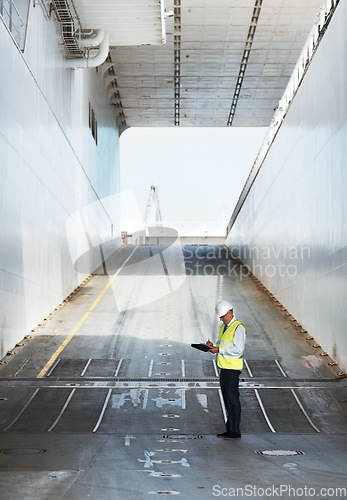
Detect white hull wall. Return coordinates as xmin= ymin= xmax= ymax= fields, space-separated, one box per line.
xmin=0 ymin=5 xmax=121 ymax=356
xmin=226 ymin=1 xmax=347 ymax=370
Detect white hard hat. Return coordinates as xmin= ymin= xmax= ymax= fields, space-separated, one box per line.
xmin=215 ymin=300 xmax=233 ymax=317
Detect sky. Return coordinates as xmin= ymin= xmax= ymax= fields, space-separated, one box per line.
xmin=120 ymin=127 xmax=267 ymax=236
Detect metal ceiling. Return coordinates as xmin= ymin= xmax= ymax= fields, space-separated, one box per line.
xmin=75 ymin=0 xmax=325 ymax=128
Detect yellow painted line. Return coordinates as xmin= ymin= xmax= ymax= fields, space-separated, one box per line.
xmin=37 ymin=246 xmax=138 ymax=378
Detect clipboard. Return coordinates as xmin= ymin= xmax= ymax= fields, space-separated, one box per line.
xmin=191 ymin=343 xmax=211 ymax=352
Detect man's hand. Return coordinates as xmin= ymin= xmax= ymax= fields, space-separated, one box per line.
xmin=206 ymin=340 xmax=218 ymax=353
xmin=209 ymin=346 xmax=219 ymax=354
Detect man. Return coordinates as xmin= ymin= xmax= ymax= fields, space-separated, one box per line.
xmin=207 ymin=300 xmax=246 ymax=439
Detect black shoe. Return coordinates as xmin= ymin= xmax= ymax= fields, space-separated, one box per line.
xmin=224 ymin=432 xmax=241 ymax=439
xmin=216 ymin=431 xmax=230 ymax=438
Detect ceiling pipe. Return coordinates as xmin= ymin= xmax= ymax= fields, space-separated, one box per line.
xmin=66 ymin=33 xmax=109 ymax=69
xmin=77 ymin=29 xmax=105 ymax=48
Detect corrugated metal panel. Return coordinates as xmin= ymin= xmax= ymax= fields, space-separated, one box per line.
xmin=69 ymin=0 xmax=325 ymax=128
xmin=104 ymin=0 xmax=323 ymax=127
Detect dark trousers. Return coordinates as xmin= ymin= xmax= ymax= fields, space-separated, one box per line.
xmin=220 ymin=368 xmax=241 ymax=434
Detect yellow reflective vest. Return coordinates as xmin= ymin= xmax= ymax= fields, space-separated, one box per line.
xmin=216 ymin=320 xmax=246 ymax=370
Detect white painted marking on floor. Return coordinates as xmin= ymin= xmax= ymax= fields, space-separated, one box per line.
xmin=13 ymin=359 xmax=31 ymax=377
xmin=46 ymin=358 xmax=61 ymax=377
xmin=254 ymin=389 xmax=276 ymax=433
xmin=274 ymin=359 xmax=287 ymax=377
xmin=181 ymin=360 xmax=185 ymax=378
xmin=244 ymin=359 xmax=253 ymax=377
xmin=45 ymin=381 xmax=271 ymax=390
xmin=181 ymin=389 xmax=186 ymax=410
xmin=48 ymin=389 xmax=76 ymax=432
xmin=124 ymin=435 xmax=136 ymax=446
xmin=196 ymin=393 xmax=208 ymax=412
xmin=112 ymin=389 xmax=143 ymax=408
xmin=139 ymin=449 xmax=190 ymax=468
xmin=155 ymin=449 xmax=187 ymax=453
xmin=148 ymin=359 xmax=154 ymax=377
xmin=154 ymin=458 xmax=190 ymax=467
xmin=212 ymin=359 xmax=219 ymax=377
xmin=240 ymin=365 xmax=272 ymax=434
xmin=114 ymin=359 xmax=123 ymax=377
xmin=275 ymin=359 xmax=320 ymax=432
xmin=80 ymin=358 xmax=92 ymax=376
xmin=283 ymin=462 xmax=298 ymax=469
xmin=3 ymin=388 xmax=40 ymax=432
xmin=290 ymin=389 xmax=320 ymax=432
xmin=180 ymin=458 xmax=190 ymax=467
xmin=147 ymin=472 xmax=182 ymax=479
xmin=93 ymin=388 xmax=112 ymax=433
xmin=139 ymin=450 xmax=155 ymax=468
xmin=143 ymin=389 xmax=149 ymax=409
xmin=218 ymin=388 xmax=227 ymax=423
xmin=152 ymin=392 xmax=182 ymax=409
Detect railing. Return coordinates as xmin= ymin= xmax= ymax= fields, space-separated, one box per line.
xmin=51 ymin=0 xmax=84 ymax=57
xmin=227 ymin=0 xmax=340 ymax=233
xmin=0 ymin=0 xmax=28 ymax=50
xmin=36 ymin=0 xmax=84 ymax=57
